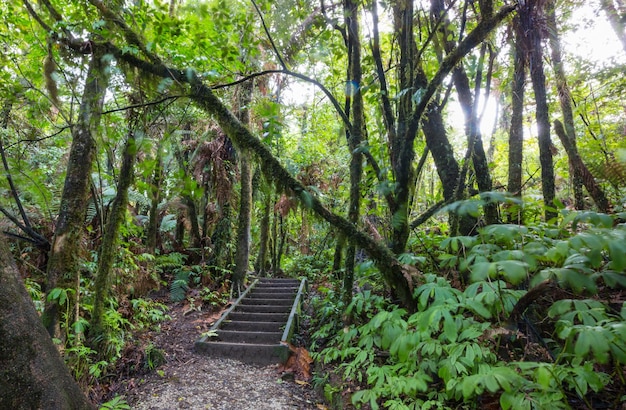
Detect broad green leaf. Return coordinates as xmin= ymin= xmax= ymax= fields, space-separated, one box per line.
xmin=497 ymin=260 xmax=528 ymax=284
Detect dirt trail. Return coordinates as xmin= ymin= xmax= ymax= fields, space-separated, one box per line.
xmin=113 ymin=304 xmax=321 ymax=409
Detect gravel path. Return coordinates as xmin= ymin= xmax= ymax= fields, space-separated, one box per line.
xmin=125 ymin=355 xmax=318 ymax=409
xmin=117 ymin=303 xmax=322 ymax=410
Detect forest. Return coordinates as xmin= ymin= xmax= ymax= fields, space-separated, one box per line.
xmin=0 ymin=0 xmax=625 ymax=408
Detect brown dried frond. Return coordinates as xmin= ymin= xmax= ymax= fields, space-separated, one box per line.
xmin=274 ymin=194 xmax=297 ymax=217
xmin=588 ymin=152 xmax=626 ymax=187
xmin=191 ymin=130 xmax=235 ymax=206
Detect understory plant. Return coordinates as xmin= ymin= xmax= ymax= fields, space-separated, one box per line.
xmin=311 ymin=206 xmax=626 ymax=409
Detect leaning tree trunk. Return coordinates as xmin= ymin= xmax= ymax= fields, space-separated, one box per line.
xmin=600 ymin=0 xmax=626 ymax=54
xmin=91 ymin=96 xmax=139 ymax=341
xmin=553 ymin=120 xmax=611 ymax=213
xmin=507 ymin=16 xmax=526 ymax=224
xmin=232 ymin=78 xmax=253 ymax=294
xmin=42 ymin=51 xmax=109 ymax=337
xmin=0 ymin=235 xmax=95 ymax=409
xmin=546 ymin=0 xmax=584 ymax=209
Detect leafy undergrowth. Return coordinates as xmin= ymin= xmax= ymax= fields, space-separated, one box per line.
xmin=308 ymin=209 xmax=626 ymax=409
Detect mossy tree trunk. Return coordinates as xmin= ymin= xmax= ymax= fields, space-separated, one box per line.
xmin=145 ymin=148 xmax=163 ymax=253
xmin=254 ymin=189 xmax=271 ymax=277
xmin=0 ymin=235 xmax=95 ymax=409
xmin=233 ymin=79 xmax=253 ymax=294
xmin=507 ymin=15 xmax=526 ymax=224
xmin=342 ymin=0 xmax=365 ymax=307
xmin=521 ymin=1 xmax=557 ymax=221
xmin=42 ymin=51 xmax=109 ymax=337
xmin=91 ymin=94 xmax=139 ymax=341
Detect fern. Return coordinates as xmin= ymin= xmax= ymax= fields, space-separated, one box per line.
xmin=170 ymin=269 xmax=191 ymax=302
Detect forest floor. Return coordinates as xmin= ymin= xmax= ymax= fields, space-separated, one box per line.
xmin=108 ymin=299 xmax=324 ymax=409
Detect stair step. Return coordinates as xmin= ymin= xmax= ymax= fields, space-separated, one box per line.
xmin=240 ymin=298 xmax=294 ymax=306
xmin=247 ymin=291 xmax=295 ymax=299
xmin=221 ymin=320 xmax=283 ymax=332
xmin=256 ymin=281 xmax=299 ymax=288
xmin=236 ymin=304 xmax=292 ymax=313
xmin=194 ymin=341 xmax=289 ymax=366
xmin=228 ymin=312 xmax=289 ymax=322
xmin=195 ymin=278 xmax=305 ymax=365
xmin=215 ymin=330 xmax=283 ymax=344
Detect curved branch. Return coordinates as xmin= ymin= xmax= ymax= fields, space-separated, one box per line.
xmin=212 ymin=69 xmax=351 ymax=130
xmin=251 ymin=0 xmax=287 ymax=70
xmin=100 ymin=95 xmax=182 ymax=115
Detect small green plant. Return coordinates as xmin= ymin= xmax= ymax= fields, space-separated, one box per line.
xmin=170 ymin=264 xmax=202 ymax=302
xmin=144 ymin=343 xmax=166 ymax=370
xmin=130 ymin=298 xmax=170 ymax=330
xmin=99 ymin=395 xmax=131 ymax=410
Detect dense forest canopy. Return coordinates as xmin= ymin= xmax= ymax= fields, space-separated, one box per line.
xmin=1 ymin=0 xmax=626 ymax=408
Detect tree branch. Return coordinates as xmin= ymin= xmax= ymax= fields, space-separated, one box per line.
xmin=212 ymin=69 xmax=351 ymax=129
xmin=251 ymin=0 xmax=287 ymax=70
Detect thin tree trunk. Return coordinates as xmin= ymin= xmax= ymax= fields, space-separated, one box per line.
xmin=546 ymin=0 xmax=584 ymax=209
xmin=90 ymin=98 xmax=139 ymax=339
xmin=145 ymin=152 xmax=163 ymax=253
xmin=553 ymin=120 xmax=611 ymax=213
xmin=421 ymin=104 xmax=477 ymax=235
xmin=0 ymin=235 xmax=95 ymax=409
xmin=43 ymin=51 xmax=109 ymax=337
xmin=507 ymin=17 xmax=526 ymax=224
xmin=342 ymin=0 xmax=365 ymax=307
xmin=91 ymin=97 xmax=138 ymax=340
xmin=255 ymin=191 xmax=271 ymax=276
xmin=522 ymin=2 xmax=557 ymax=221
xmin=183 ymin=195 xmax=202 ymax=248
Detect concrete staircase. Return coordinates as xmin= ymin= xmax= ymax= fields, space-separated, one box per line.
xmin=194 ymin=278 xmax=306 ymax=366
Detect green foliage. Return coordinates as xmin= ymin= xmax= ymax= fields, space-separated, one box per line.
xmin=130 ymin=298 xmax=170 ymax=331
xmin=99 ymin=395 xmax=131 ymax=410
xmin=144 ymin=343 xmax=166 ymax=370
xmin=169 ymin=264 xmax=202 ymax=302
xmin=313 ymin=210 xmax=626 ymax=409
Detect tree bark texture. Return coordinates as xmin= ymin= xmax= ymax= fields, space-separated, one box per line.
xmin=43 ymin=51 xmax=109 ymax=337
xmin=421 ymin=104 xmax=477 ymax=235
xmin=0 ymin=235 xmax=95 ymax=409
xmin=388 ymin=0 xmax=417 ymax=254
